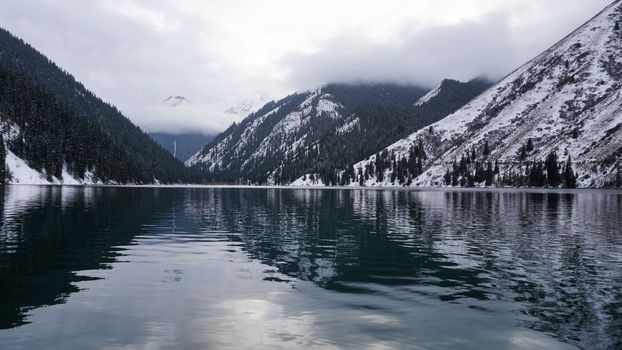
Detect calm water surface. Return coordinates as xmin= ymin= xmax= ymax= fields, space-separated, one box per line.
xmin=0 ymin=186 xmax=621 ymax=349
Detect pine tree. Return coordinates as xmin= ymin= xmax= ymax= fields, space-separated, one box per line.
xmin=348 ymin=164 xmax=355 ymax=183
xmin=526 ymin=138 xmax=534 ymax=153
xmin=375 ymin=152 xmax=384 ymax=182
xmin=563 ymin=155 xmax=577 ymax=188
xmin=528 ymin=161 xmax=546 ymax=187
xmin=518 ymin=145 xmax=527 ymax=160
xmin=444 ymin=170 xmax=452 ymax=186
xmin=615 ymin=22 xmax=620 ymax=31
xmin=483 ymin=140 xmax=490 ymax=156
xmin=0 ymin=134 xmax=5 ymax=184
xmin=545 ymin=152 xmax=561 ymax=187
xmin=485 ymin=161 xmax=494 ymax=187
xmin=418 ymin=140 xmax=427 ymax=160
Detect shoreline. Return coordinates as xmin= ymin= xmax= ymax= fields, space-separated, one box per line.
xmin=5 ymin=183 xmax=622 ymax=194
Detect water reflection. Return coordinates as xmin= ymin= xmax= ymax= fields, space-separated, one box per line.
xmin=0 ymin=186 xmax=620 ymax=349
xmin=0 ymin=186 xmax=179 ymax=329
xmin=184 ymin=188 xmax=622 ymax=349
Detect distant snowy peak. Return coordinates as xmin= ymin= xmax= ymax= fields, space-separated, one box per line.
xmin=224 ymin=103 xmax=254 ymax=116
xmin=351 ymin=1 xmax=622 ymax=188
xmin=225 ymin=96 xmax=271 ymax=117
xmin=163 ymin=95 xmax=190 ymax=107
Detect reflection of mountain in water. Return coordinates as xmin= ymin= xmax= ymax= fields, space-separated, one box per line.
xmin=0 ymin=187 xmax=620 ymax=349
xmin=0 ymin=186 xmax=178 ymax=329
xmin=184 ymin=188 xmax=622 ymax=349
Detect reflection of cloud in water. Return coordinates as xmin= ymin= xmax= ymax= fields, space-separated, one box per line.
xmin=101 ymin=322 xmax=179 ymax=350
xmin=202 ymin=297 xmax=317 ymax=349
xmin=3 ymin=185 xmax=99 ymax=218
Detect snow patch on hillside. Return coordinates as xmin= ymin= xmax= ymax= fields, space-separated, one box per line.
xmin=6 ymin=150 xmax=50 ymax=184
xmin=5 ymin=149 xmax=99 ymax=185
xmin=2 ymin=121 xmax=100 ymax=185
xmin=336 ymin=117 xmax=360 ymax=135
xmin=225 ymin=95 xmax=270 ymax=117
xmin=290 ymin=174 xmax=326 ymax=187
xmin=414 ymin=85 xmax=441 ymax=106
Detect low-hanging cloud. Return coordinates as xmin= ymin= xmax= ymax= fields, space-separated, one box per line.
xmin=280 ymin=15 xmax=521 ymax=88
xmin=0 ymin=0 xmax=613 ymax=134
xmin=279 ymin=1 xmax=612 ymax=88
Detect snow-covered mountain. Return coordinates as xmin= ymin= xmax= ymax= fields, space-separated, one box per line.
xmin=343 ymin=1 xmax=622 ymax=189
xmin=224 ymin=96 xmax=270 ymax=118
xmin=187 ymin=84 xmax=433 ymax=183
xmin=188 ymin=81 xmax=490 ymax=185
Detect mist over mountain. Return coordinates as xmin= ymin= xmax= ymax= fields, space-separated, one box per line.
xmin=149 ymin=132 xmax=214 ymax=162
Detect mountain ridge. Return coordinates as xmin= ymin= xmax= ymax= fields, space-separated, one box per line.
xmin=337 ymin=0 xmax=622 ymax=189
xmin=188 ymin=80 xmax=491 ymax=185
xmin=0 ymin=27 xmax=195 ymax=184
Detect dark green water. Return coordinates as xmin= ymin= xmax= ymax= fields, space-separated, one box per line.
xmin=0 ymin=186 xmax=621 ymax=349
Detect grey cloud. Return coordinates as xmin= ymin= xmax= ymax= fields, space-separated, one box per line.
xmin=0 ymin=0 xmax=614 ymax=135
xmin=279 ymin=1 xmax=613 ymax=89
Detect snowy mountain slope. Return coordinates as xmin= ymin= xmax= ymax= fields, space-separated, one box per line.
xmin=187 ymin=84 xmax=432 ymax=184
xmin=287 ymin=78 xmax=492 ymax=186
xmin=414 ymin=85 xmax=441 ymax=106
xmin=5 ymin=150 xmax=98 ymax=185
xmin=186 ymin=91 xmax=320 ymax=173
xmin=349 ymin=1 xmax=622 ymax=188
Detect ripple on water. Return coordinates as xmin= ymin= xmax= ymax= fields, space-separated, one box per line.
xmin=0 ymin=187 xmax=620 ymax=349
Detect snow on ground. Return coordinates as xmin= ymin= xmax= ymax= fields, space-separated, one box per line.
xmin=5 ymin=149 xmax=98 ymax=185
xmin=6 ymin=150 xmax=51 ymax=185
xmin=414 ymin=85 xmax=441 ymax=106
xmin=290 ymin=174 xmax=326 ymax=187
xmin=336 ymin=117 xmax=360 ymax=135
xmin=350 ymin=1 xmax=622 ymax=188
xmin=315 ymin=95 xmax=342 ymax=119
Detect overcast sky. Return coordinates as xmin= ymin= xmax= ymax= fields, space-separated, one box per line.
xmin=0 ymin=0 xmax=613 ymax=134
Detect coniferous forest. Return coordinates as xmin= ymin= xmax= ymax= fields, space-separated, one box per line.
xmin=198 ymin=79 xmax=491 ymax=185
xmin=0 ymin=28 xmax=197 ymax=184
